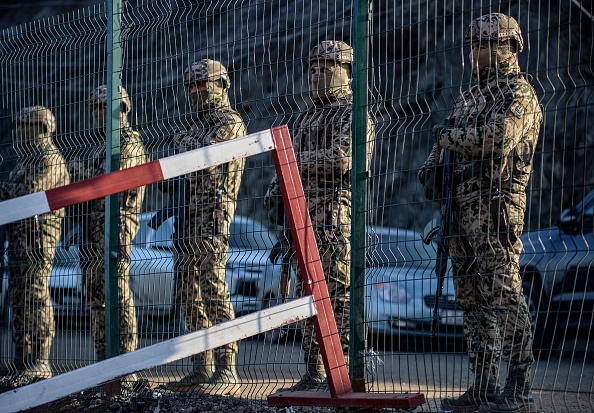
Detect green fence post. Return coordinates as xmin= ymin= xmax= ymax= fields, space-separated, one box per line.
xmin=350 ymin=0 xmax=372 ymax=393
xmin=105 ymin=0 xmax=123 ymax=360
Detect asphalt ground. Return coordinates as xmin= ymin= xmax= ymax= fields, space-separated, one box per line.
xmin=1 ymin=320 xmax=593 ymax=412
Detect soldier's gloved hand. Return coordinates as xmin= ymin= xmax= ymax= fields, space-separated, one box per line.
xmin=433 ymin=123 xmax=449 ymax=143
xmin=433 ymin=123 xmax=446 ymax=143
xmin=433 ymin=117 xmax=457 ymax=142
xmin=269 ymin=240 xmax=283 ymax=264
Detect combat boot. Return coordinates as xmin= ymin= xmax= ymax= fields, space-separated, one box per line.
xmin=280 ymin=356 xmax=327 ymax=392
xmin=195 ymin=351 xmax=241 ymax=396
xmin=479 ymin=369 xmax=537 ymax=413
xmin=0 ymin=362 xmax=13 ymax=379
xmin=11 ymin=363 xmax=52 ymax=388
xmin=441 ymin=376 xmax=501 ymax=412
xmin=285 ymin=371 xmax=328 ymax=391
xmin=11 ymin=345 xmax=53 ymax=387
xmin=121 ymin=372 xmax=151 ymax=394
xmin=165 ymin=350 xmax=214 ymax=392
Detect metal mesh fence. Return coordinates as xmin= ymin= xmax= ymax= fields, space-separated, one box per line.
xmin=0 ymin=0 xmax=593 ymax=412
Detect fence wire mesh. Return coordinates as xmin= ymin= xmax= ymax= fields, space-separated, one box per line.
xmin=0 ymin=0 xmax=593 ymax=412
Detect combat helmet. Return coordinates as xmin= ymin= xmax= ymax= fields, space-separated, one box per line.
xmin=464 ymin=13 xmax=524 ymax=52
xmin=183 ymin=59 xmax=231 ymax=89
xmin=308 ymin=40 xmax=354 ymax=66
xmin=89 ymin=85 xmax=132 ymax=114
xmin=14 ymin=106 xmax=56 ymax=134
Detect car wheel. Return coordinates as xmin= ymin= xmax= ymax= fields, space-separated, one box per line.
xmin=522 ymin=279 xmax=557 ymax=359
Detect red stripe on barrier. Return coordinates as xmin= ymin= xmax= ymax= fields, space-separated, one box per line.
xmin=46 ymin=161 xmax=164 ymax=211
xmin=270 ymin=125 xmax=352 ymax=397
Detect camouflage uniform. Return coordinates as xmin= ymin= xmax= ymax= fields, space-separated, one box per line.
xmin=419 ymin=14 xmax=542 ymax=413
xmin=264 ymin=41 xmax=374 ymax=390
xmin=0 ymin=106 xmax=70 ymax=386
xmin=164 ymin=59 xmax=246 ymax=395
xmin=68 ymin=86 xmax=147 ymax=361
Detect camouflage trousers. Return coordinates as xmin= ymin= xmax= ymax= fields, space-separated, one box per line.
xmin=449 ymin=197 xmax=534 ymax=383
xmin=81 ymin=243 xmax=137 ymax=360
xmin=174 ymin=237 xmax=237 ymax=357
xmin=8 ymin=249 xmax=56 ymax=362
xmin=293 ymin=197 xmax=351 ymax=377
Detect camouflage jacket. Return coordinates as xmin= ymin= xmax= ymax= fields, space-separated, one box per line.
xmin=264 ymin=95 xmax=374 ymax=225
xmin=171 ymin=108 xmax=247 ymax=216
xmin=68 ymin=127 xmax=148 ymax=240
xmin=0 ymin=143 xmax=70 ymax=250
xmin=435 ymin=71 xmax=542 ymax=204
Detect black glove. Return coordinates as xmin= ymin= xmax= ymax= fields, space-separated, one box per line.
xmin=269 ymin=240 xmax=283 ymax=264
xmin=433 ymin=124 xmax=444 ymax=142
xmin=433 ymin=117 xmax=457 ymax=142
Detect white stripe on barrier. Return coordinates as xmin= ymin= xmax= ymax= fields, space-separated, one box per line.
xmin=0 ymin=192 xmax=50 ymax=225
xmin=159 ymin=129 xmax=275 ymax=180
xmin=0 ymin=295 xmax=316 ymax=413
xmin=0 ymin=129 xmax=276 ymax=226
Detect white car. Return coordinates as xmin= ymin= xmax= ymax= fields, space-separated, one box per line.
xmin=2 ymin=213 xmax=284 ymax=326
xmin=131 ymin=212 xmax=284 ymax=317
xmin=365 ymin=226 xmax=463 ymax=340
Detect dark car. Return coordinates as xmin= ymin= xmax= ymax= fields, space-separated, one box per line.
xmin=520 ymin=189 xmax=594 ymax=357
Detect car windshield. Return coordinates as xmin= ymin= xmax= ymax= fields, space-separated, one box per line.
xmin=133 ymin=214 xmax=277 ymax=251
xmin=228 ymin=218 xmax=277 ymax=249
xmin=366 ymin=227 xmax=437 ymax=268
xmin=53 ymin=222 xmax=82 ymax=266
xmin=52 ymin=243 xmax=79 ymax=266
xmin=133 ymin=216 xmax=174 ymax=249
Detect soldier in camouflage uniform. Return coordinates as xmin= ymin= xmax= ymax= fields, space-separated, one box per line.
xmin=0 ymin=106 xmax=70 ymax=387
xmin=68 ymin=86 xmax=147 ymax=366
xmin=264 ymin=40 xmax=374 ymax=391
xmin=418 ymin=14 xmax=542 ymax=413
xmin=163 ymin=59 xmax=247 ymax=395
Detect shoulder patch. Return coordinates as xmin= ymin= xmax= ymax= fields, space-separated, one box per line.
xmin=509 ymin=100 xmax=525 ymax=119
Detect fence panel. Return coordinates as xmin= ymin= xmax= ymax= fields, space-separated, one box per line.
xmin=0 ymin=0 xmax=592 ymax=412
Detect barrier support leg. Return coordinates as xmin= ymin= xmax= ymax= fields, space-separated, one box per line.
xmin=267 ymin=126 xmax=426 ymax=410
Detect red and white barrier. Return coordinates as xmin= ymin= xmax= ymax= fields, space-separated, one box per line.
xmin=0 ymin=129 xmax=274 ymax=226
xmin=0 ymin=297 xmax=316 ymax=412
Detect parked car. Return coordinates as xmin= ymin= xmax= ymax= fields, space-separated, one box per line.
xmin=129 ymin=212 xmax=285 ymax=318
xmin=520 ymin=189 xmax=594 ymax=357
xmin=365 ymin=226 xmax=464 ymax=342
xmin=1 ymin=213 xmax=285 ymax=326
